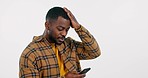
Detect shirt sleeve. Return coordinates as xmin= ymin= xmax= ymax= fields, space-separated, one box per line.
xmin=74 ymin=25 xmax=101 ymax=60
xmin=19 ymin=47 xmax=40 ymax=78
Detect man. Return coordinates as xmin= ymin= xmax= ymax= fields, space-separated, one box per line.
xmin=19 ymin=7 xmax=101 ymax=78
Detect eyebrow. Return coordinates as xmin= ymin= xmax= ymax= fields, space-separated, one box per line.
xmin=57 ymin=25 xmax=70 ymax=29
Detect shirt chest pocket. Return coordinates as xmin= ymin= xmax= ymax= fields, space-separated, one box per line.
xmin=36 ymin=55 xmax=60 ymax=77
xmin=35 ymin=49 xmax=59 ymax=72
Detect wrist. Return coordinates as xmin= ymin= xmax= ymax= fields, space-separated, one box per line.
xmin=74 ymin=24 xmax=81 ymax=30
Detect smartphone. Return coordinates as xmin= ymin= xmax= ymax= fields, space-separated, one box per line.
xmin=79 ymin=68 xmax=91 ymax=74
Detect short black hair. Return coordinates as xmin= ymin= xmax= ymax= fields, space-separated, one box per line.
xmin=46 ymin=7 xmax=70 ymax=22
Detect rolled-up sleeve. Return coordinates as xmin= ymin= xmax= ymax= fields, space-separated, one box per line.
xmin=74 ymin=25 xmax=101 ymax=60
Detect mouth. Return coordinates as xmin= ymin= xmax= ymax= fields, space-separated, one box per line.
xmin=57 ymin=37 xmax=65 ymax=43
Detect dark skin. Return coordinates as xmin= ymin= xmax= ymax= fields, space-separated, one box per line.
xmin=44 ymin=16 xmax=71 ymax=45
xmin=44 ymin=7 xmax=85 ymax=78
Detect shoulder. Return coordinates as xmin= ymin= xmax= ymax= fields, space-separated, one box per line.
xmin=64 ymin=37 xmax=76 ymax=44
xmin=20 ymin=41 xmax=38 ymax=60
xmin=63 ymin=37 xmax=81 ymax=49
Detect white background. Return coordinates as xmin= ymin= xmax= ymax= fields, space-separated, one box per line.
xmin=0 ymin=0 xmax=148 ymax=78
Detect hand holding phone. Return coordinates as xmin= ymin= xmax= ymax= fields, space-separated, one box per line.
xmin=79 ymin=68 xmax=91 ymax=74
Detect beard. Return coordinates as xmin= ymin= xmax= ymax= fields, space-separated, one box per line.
xmin=48 ymin=33 xmax=65 ymax=45
xmin=47 ymin=29 xmax=65 ymax=45
xmin=48 ymin=35 xmax=56 ymax=43
xmin=49 ymin=36 xmax=65 ymax=45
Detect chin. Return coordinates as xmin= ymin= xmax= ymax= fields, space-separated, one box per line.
xmin=56 ymin=41 xmax=64 ymax=45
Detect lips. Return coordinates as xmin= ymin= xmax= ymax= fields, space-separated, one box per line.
xmin=58 ymin=37 xmax=65 ymax=42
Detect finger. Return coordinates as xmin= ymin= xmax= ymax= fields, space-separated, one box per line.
xmin=74 ymin=74 xmax=86 ymax=78
xmin=63 ymin=7 xmax=73 ymax=16
xmin=80 ymin=74 xmax=86 ymax=77
xmin=63 ymin=7 xmax=70 ymax=13
xmin=64 ymin=10 xmax=73 ymax=21
xmin=63 ymin=7 xmax=67 ymax=11
xmin=63 ymin=7 xmax=70 ymax=16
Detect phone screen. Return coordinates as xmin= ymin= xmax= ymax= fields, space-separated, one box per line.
xmin=79 ymin=68 xmax=91 ymax=74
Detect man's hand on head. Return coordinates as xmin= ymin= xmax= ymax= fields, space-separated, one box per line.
xmin=63 ymin=7 xmax=81 ymax=30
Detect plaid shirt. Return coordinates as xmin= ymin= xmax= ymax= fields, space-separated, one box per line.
xmin=19 ymin=25 xmax=101 ymax=78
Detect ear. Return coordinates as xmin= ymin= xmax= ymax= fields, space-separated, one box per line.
xmin=45 ymin=21 xmax=51 ymax=30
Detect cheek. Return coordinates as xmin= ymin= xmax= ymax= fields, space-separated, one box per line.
xmin=55 ymin=31 xmax=61 ymax=37
xmin=52 ymin=29 xmax=60 ymax=38
xmin=49 ymin=29 xmax=55 ymax=37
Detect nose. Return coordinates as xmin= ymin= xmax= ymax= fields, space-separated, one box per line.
xmin=61 ymin=30 xmax=67 ymax=37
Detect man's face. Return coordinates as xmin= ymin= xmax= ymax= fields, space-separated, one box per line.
xmin=47 ymin=16 xmax=70 ymax=45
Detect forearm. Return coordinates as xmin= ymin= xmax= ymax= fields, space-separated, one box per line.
xmin=63 ymin=8 xmax=101 ymax=59
xmin=75 ymin=25 xmax=101 ymax=59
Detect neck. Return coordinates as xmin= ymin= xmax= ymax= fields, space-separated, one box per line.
xmin=43 ymin=29 xmax=52 ymax=43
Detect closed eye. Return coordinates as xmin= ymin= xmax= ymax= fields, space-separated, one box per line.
xmin=57 ymin=26 xmax=64 ymax=31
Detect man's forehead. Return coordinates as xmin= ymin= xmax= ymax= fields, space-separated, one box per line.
xmin=55 ymin=16 xmax=70 ymax=25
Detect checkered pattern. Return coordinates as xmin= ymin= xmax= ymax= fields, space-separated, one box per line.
xmin=19 ymin=25 xmax=101 ymax=78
